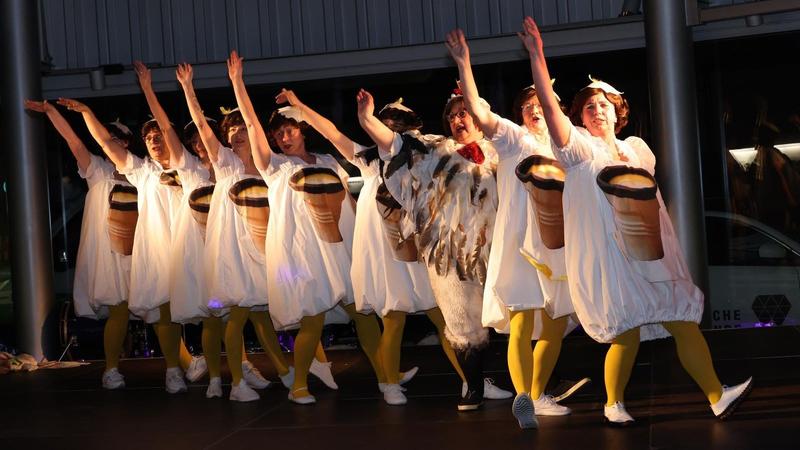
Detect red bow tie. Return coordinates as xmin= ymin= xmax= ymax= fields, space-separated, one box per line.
xmin=457 ymin=142 xmax=485 ymax=164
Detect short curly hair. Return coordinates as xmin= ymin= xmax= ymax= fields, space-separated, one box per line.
xmin=569 ymin=87 xmax=629 ymax=134
xmin=266 ymin=111 xmax=309 ymax=150
xmin=219 ymin=111 xmax=245 ymax=146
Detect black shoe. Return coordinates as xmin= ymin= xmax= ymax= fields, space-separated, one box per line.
xmin=547 ymin=377 xmax=591 ymax=403
xmin=458 ymin=389 xmax=484 ymax=411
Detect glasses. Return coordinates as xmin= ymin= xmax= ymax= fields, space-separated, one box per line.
xmin=144 ymin=133 xmax=163 ymax=143
xmin=447 ymin=109 xmax=468 ymax=123
xmin=521 ymin=103 xmax=541 ymax=113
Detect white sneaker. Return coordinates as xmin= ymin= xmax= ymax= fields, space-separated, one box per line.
xmin=242 ymin=361 xmax=271 ymax=389
xmin=309 ymin=359 xmax=338 ymax=390
xmin=382 ymin=383 xmax=407 ymax=405
xmin=101 ymin=368 xmax=125 ymax=390
xmin=399 ymin=366 xmax=419 ymax=385
xmin=511 ymin=393 xmax=538 ymax=429
xmin=462 ymin=378 xmax=513 ymax=399
xmin=165 ymin=367 xmax=188 ymax=394
xmin=711 ymin=377 xmax=753 ymax=419
xmin=279 ymin=366 xmax=295 ymax=389
xmin=378 ymin=383 xmax=407 ymax=393
xmin=604 ymin=402 xmax=635 ymax=426
xmin=533 ymin=394 xmax=571 ymax=416
xmin=185 ymin=356 xmax=208 ymax=383
xmin=206 ymin=377 xmax=223 ymax=399
xmin=288 ymin=388 xmax=316 ymax=405
xmin=230 ymin=381 xmax=259 ymax=402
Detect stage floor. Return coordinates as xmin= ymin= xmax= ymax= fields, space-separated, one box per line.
xmin=1 ymin=326 xmax=798 ymax=450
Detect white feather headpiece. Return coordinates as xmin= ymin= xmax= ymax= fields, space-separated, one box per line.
xmin=585 ymin=75 xmax=623 ymax=95
xmin=108 ymin=118 xmax=132 ymax=136
xmin=277 ymin=105 xmax=306 ymax=124
xmin=526 ymin=78 xmax=560 ymax=102
xmin=379 ymin=98 xmax=414 ymax=115
xmin=219 ymin=106 xmax=240 ymax=116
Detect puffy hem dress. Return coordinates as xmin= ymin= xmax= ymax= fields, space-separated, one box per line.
xmin=119 ymin=153 xmax=182 ymax=323
xmin=259 ymin=152 xmax=356 ymax=331
xmin=169 ymin=148 xmax=213 ymax=324
xmin=349 ymin=142 xmax=437 ymax=317
xmin=381 ymin=131 xmax=498 ymax=350
xmin=204 ymin=144 xmax=269 ymax=314
xmin=554 ymin=124 xmax=703 ymax=343
xmin=72 ymin=154 xmax=132 ymax=319
xmin=481 ymin=116 xmax=576 ymax=339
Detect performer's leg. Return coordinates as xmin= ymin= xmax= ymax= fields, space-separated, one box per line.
xmin=248 ymin=310 xmax=291 ymax=376
xmin=604 ymin=327 xmax=640 ymax=406
xmin=425 ymin=307 xmax=466 ymax=383
xmin=379 ymin=310 xmax=406 ymax=385
xmin=224 ymin=306 xmax=250 ymax=385
xmin=343 ymin=303 xmax=386 ymax=383
xmin=314 ymin=342 xmax=328 ymax=362
xmin=178 ymin=336 xmax=194 ymax=371
xmin=155 ymin=303 xmax=182 ymax=369
xmin=104 ymin=302 xmax=130 ymax=370
xmin=508 ymin=309 xmax=534 ymax=394
xmin=201 ymin=316 xmax=223 ymax=379
xmin=662 ymin=321 xmax=723 ymax=403
xmin=292 ymin=312 xmax=326 ymax=398
xmin=531 ymin=313 xmax=568 ymax=399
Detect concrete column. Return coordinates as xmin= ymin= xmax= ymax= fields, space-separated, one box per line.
xmin=0 ymin=0 xmax=56 ymax=360
xmin=643 ymin=0 xmax=709 ymax=295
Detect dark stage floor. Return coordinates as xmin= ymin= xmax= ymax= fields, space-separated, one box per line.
xmin=1 ymin=326 xmax=798 ymax=450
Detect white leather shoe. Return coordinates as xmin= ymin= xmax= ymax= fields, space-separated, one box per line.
xmin=230 ymin=381 xmax=259 ymax=402
xmin=310 ymin=359 xmax=338 ymax=390
xmin=461 ymin=378 xmax=513 ymax=399
xmin=205 ymin=377 xmax=223 ymax=399
xmin=512 ymin=393 xmax=538 ymax=429
xmin=101 ymin=368 xmax=125 ymax=390
xmin=711 ymin=377 xmax=753 ymax=419
xmin=288 ymin=388 xmax=316 ymax=405
xmin=382 ymin=384 xmax=407 ymax=405
xmin=604 ymin=402 xmax=635 ymax=426
xmin=185 ymin=356 xmax=208 ymax=383
xmin=165 ymin=367 xmax=188 ymax=394
xmin=399 ymin=366 xmax=419 ymax=385
xmin=242 ymin=361 xmax=271 ymax=389
xmin=533 ymin=394 xmax=571 ymax=416
xmin=279 ymin=366 xmax=295 ymax=389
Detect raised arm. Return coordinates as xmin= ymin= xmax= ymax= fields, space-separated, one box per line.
xmin=24 ymin=100 xmax=92 ymax=172
xmin=519 ymin=17 xmax=571 ymax=147
xmin=275 ymin=88 xmax=356 ymax=160
xmin=176 ymin=63 xmax=222 ymax=162
xmin=133 ymin=61 xmax=183 ymax=167
xmin=227 ymin=50 xmax=272 ymax=171
xmin=356 ymin=89 xmax=394 ymax=154
xmin=57 ymin=98 xmax=129 ymax=168
xmin=445 ymin=29 xmax=497 ymax=137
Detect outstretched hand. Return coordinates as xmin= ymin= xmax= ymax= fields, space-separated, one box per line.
xmin=227 ymin=50 xmax=244 ymax=81
xmin=24 ymin=99 xmax=53 ymax=113
xmin=176 ymin=63 xmax=193 ymax=86
xmin=133 ymin=61 xmax=152 ymax=88
xmin=518 ymin=16 xmax=544 ymax=56
xmin=356 ymin=89 xmax=375 ymax=118
xmin=57 ymin=98 xmax=90 ymax=113
xmin=445 ymin=29 xmax=470 ymax=65
xmin=275 ymin=88 xmax=301 ymax=106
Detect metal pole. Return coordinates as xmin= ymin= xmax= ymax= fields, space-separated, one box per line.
xmin=1 ymin=0 xmax=56 ymax=360
xmin=643 ymin=0 xmax=709 ymax=296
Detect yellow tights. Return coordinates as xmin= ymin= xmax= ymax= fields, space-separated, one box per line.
xmin=292 ymin=312 xmax=326 ymax=398
xmin=104 ymin=302 xmax=130 ymax=370
xmin=508 ymin=310 xmax=567 ymax=398
xmin=343 ymin=303 xmax=386 ymax=383
xmin=248 ymin=310 xmax=291 ymax=376
xmin=604 ymin=321 xmax=723 ymax=406
xmin=201 ymin=316 xmax=222 ymax=379
xmin=154 ymin=303 xmax=191 ymax=370
xmin=379 ymin=311 xmax=407 ymax=384
xmin=224 ymin=306 xmax=250 ymax=385
xmin=425 ymin=307 xmax=466 ymax=383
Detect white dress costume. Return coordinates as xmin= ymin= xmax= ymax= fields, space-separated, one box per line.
xmin=381 ymin=131 xmax=498 ymax=349
xmin=119 ymin=154 xmax=182 ymax=323
xmin=350 ymin=143 xmax=437 ymax=316
xmin=259 ymin=152 xmax=356 ymax=330
xmin=72 ymin=154 xmax=132 ymax=319
xmin=204 ymin=145 xmax=269 ymax=313
xmin=554 ymin=124 xmax=703 ymax=343
xmin=170 ymin=148 xmax=213 ymax=323
xmin=481 ymin=116 xmax=575 ymax=337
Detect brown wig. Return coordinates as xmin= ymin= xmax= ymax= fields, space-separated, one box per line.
xmin=569 ymin=87 xmax=629 ymax=134
xmin=378 ymin=107 xmax=423 ymax=133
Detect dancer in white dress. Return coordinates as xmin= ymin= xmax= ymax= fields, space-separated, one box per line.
xmin=24 ymin=100 xmax=133 ymax=390
xmin=520 ymin=16 xmax=752 ymax=425
xmin=445 ymin=29 xmax=578 ymax=428
xmin=176 ymin=61 xmax=294 ymax=402
xmin=59 ymin=94 xmax=199 ymax=394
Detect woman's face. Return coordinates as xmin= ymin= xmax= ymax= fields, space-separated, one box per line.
xmin=144 ymin=129 xmax=166 ymax=161
xmin=189 ymin=135 xmax=209 ymax=163
xmin=271 ymin=123 xmax=305 ymax=155
xmin=447 ymin=102 xmax=480 ymax=144
xmin=226 ymin=123 xmax=249 ymax=152
xmin=581 ymin=92 xmax=617 ymax=137
xmin=520 ymin=95 xmax=546 ymax=134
